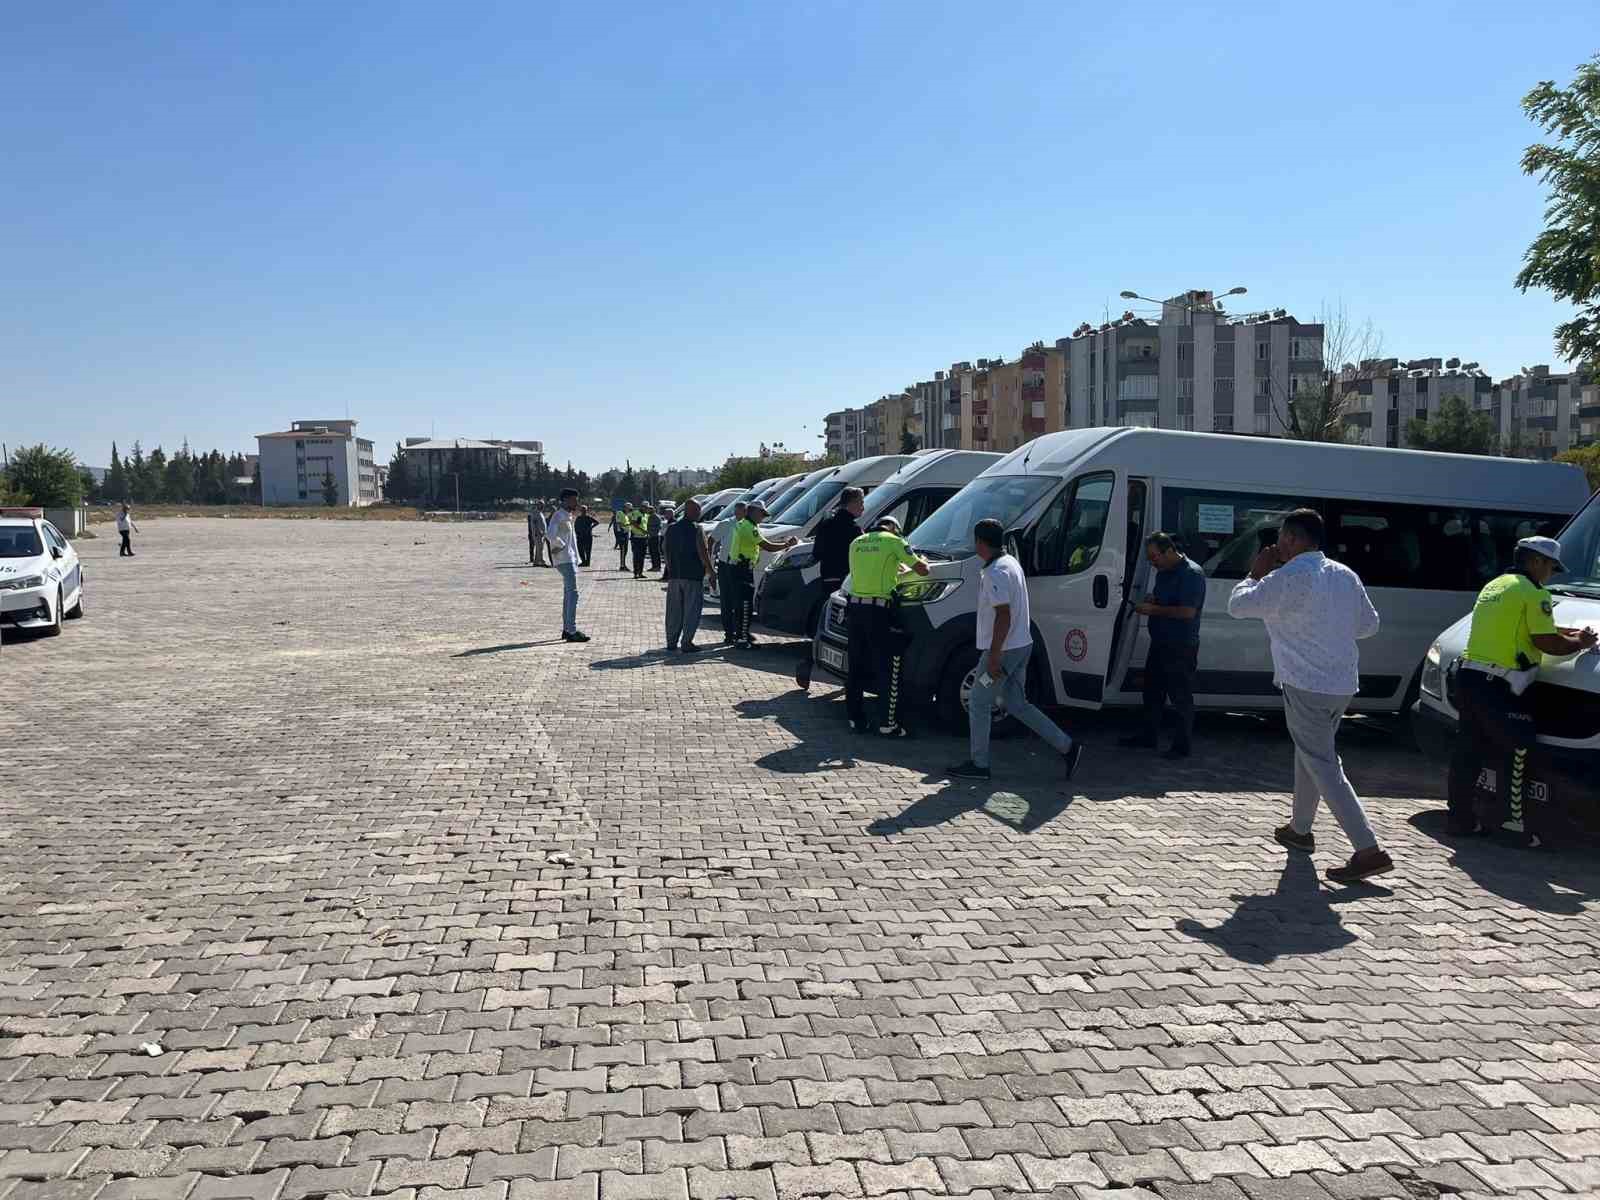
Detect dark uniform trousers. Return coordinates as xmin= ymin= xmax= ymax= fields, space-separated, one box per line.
xmin=727 ymin=563 xmax=755 ymax=641
xmin=648 ymin=535 xmax=662 ymax=572
xmin=615 ymin=525 xmax=629 ymax=569
xmin=717 ymin=562 xmax=738 ymax=638
xmin=630 ymin=537 xmax=648 ymax=577
xmin=1143 ymin=643 xmax=1198 ymax=750
xmin=846 ymin=601 xmax=907 ymax=730
xmin=577 ymin=533 xmax=592 ymax=566
xmin=1448 ymin=669 xmax=1546 ymax=840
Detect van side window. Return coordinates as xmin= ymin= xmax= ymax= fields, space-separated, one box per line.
xmin=1161 ymin=488 xmax=1311 ymax=579
xmin=902 ymin=487 xmax=959 ymax=538
xmin=1327 ymin=502 xmax=1568 ymax=590
xmin=1034 ymin=473 xmax=1114 ymax=577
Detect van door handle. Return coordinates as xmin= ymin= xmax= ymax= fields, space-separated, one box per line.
xmin=1093 ymin=575 xmax=1109 ymax=609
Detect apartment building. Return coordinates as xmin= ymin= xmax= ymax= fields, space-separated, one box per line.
xmin=1492 ymin=366 xmax=1593 ymax=459
xmin=256 ymin=419 xmax=378 ymax=506
xmin=1339 ymin=359 xmax=1493 ymax=448
xmin=400 ymin=437 xmax=545 ymax=503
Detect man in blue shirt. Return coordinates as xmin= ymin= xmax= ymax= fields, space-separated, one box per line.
xmin=1122 ymin=532 xmax=1206 ymax=758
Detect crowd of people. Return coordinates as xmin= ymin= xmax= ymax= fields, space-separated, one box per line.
xmin=532 ymin=492 xmax=1596 ymax=884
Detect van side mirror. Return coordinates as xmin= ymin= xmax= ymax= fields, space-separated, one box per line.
xmin=1004 ymin=527 xmax=1028 ymax=572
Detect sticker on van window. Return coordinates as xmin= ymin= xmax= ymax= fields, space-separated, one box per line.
xmin=1197 ymin=504 xmax=1235 ymax=534
xmin=1065 ymin=628 xmax=1088 ymax=662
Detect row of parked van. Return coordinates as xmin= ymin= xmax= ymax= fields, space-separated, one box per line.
xmin=690 ymin=429 xmax=1600 ymax=803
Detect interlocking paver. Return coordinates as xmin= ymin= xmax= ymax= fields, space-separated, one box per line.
xmin=4 ymin=518 xmax=1600 ymax=1200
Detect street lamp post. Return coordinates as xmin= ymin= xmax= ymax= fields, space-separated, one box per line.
xmin=1119 ymin=286 xmax=1246 ymax=313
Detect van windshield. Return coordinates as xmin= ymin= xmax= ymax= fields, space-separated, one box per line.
xmin=1551 ymin=491 xmax=1600 ymax=594
xmin=767 ymin=480 xmax=847 ymax=528
xmin=910 ymin=475 xmax=1056 ymax=558
xmin=761 ymin=478 xmax=815 ymax=522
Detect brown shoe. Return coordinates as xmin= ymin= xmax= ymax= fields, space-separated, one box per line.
xmin=1325 ymin=847 xmax=1394 ymax=885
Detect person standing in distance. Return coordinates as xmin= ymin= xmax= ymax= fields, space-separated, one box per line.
xmin=1122 ymin=532 xmax=1206 ymax=758
xmin=712 ymin=500 xmax=748 ymax=643
xmin=1447 ymin=535 xmax=1595 ymax=843
xmin=116 ymin=503 xmax=140 ymax=557
xmin=726 ymin=499 xmax=796 ymax=649
xmin=663 ymin=498 xmax=715 ymax=653
xmin=574 ymin=505 xmax=598 ymax=568
xmin=547 ymin=489 xmax=588 ymax=643
xmin=528 ymin=502 xmax=548 ymax=567
xmin=647 ymin=505 xmax=665 ymax=574
xmin=1227 ymin=508 xmax=1391 ymax=884
xmin=627 ymin=500 xmax=651 ymax=578
xmin=613 ymin=503 xmax=632 ymax=570
xmin=948 ymin=520 xmax=1082 ymax=779
xmin=844 ymin=514 xmax=928 ymax=737
xmin=796 ymin=486 xmax=865 ymax=692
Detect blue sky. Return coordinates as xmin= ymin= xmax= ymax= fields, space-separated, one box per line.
xmin=2 ymin=1 xmax=1592 ymax=474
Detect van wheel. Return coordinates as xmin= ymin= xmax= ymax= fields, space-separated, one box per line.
xmin=938 ymin=646 xmax=1022 ymax=737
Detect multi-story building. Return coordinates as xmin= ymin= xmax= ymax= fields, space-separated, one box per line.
xmin=1490 ymin=366 xmax=1592 ymax=459
xmin=1340 ymin=358 xmax=1493 ymax=448
xmin=256 ymin=419 xmax=378 ymax=506
xmin=911 ymin=369 xmax=964 ymax=450
xmin=399 ymin=437 xmax=545 ymax=504
xmin=1063 ymin=294 xmax=1324 ymax=435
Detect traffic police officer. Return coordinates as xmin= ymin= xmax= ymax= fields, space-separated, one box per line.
xmin=1447 ymin=535 xmax=1596 ymax=844
xmin=845 ymin=515 xmax=929 ymax=737
xmin=627 ymin=501 xmax=651 ymax=578
xmin=726 ymin=499 xmax=796 ymax=648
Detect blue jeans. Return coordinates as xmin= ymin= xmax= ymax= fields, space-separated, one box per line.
xmin=556 ymin=561 xmax=579 ymax=634
xmin=969 ymin=644 xmax=1072 ymax=769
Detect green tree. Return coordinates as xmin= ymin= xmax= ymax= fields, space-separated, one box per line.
xmin=103 ymin=442 xmax=129 ymax=502
xmin=1517 ymin=55 xmax=1600 ymax=366
xmin=145 ymin=446 xmax=168 ymax=502
xmin=1266 ymin=304 xmax=1381 ymax=442
xmin=618 ymin=463 xmax=638 ymax=499
xmin=384 ymin=443 xmax=415 ymax=502
xmin=596 ymin=469 xmax=622 ymax=499
xmin=321 ymin=468 xmax=339 ymax=506
xmin=899 ymin=428 xmax=919 ymax=454
xmin=1404 ymin=395 xmax=1500 ymax=455
xmin=80 ymin=468 xmax=103 ymax=504
xmin=164 ymin=441 xmax=195 ymax=503
xmin=5 ymin=444 xmax=86 ymax=506
xmin=712 ymin=453 xmax=815 ymax=491
xmin=1557 ymin=443 xmax=1600 ymax=491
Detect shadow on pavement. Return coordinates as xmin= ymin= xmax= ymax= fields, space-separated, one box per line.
xmin=869 ymin=787 xmax=1073 ymax=836
xmin=453 ymin=639 xmax=568 ymax=657
xmin=1408 ymin=808 xmax=1600 ymax=916
xmin=1174 ymin=854 xmax=1367 ymax=964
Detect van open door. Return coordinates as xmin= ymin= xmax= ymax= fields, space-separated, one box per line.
xmin=1103 ymin=478 xmax=1153 ymax=698
xmin=1023 ymin=470 xmax=1127 ymax=710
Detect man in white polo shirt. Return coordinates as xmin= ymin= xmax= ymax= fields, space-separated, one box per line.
xmin=947 ymin=518 xmax=1082 ymax=781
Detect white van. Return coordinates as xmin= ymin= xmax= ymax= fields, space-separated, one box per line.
xmin=696 ymin=487 xmax=745 ymax=525
xmin=758 ymin=450 xmax=1001 ymax=638
xmin=751 ymin=454 xmax=914 ymax=580
xmin=1414 ymin=488 xmax=1600 ymax=828
xmin=812 ymin=428 xmax=1589 ymax=731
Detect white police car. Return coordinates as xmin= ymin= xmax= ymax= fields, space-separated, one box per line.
xmin=0 ymin=507 xmax=85 ymax=638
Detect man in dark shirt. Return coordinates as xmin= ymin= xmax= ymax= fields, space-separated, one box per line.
xmin=663 ymin=499 xmax=713 ymax=652
xmin=796 ymin=487 xmax=865 ymax=691
xmin=1123 ymin=532 xmax=1207 ymax=758
xmin=574 ymin=505 xmax=598 ymax=567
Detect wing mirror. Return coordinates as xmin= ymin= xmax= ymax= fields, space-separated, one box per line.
xmin=1004 ymin=527 xmax=1028 ymax=572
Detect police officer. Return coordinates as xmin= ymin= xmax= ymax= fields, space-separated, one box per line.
xmin=647 ymin=504 xmax=665 ymax=573
xmin=726 ymin=499 xmax=796 ymax=648
xmin=714 ymin=500 xmax=748 ymax=643
xmin=846 ymin=515 xmax=930 ymax=737
xmin=796 ymin=486 xmax=865 ymax=691
xmin=627 ymin=500 xmax=651 ymax=578
xmin=1447 ymin=535 xmax=1596 ymax=844
xmin=614 ymin=502 xmax=634 ymax=571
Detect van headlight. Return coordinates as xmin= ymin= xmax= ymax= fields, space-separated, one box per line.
xmin=1420 ymin=641 xmax=1444 ymax=699
xmin=0 ymin=574 xmax=45 ymax=591
xmin=897 ymin=578 xmax=962 ymax=604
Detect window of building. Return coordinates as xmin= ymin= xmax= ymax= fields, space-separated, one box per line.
xmin=1177 ymin=343 xmax=1189 ymax=361
xmin=1254 ymin=411 xmax=1272 ymax=434
xmin=1256 ymin=341 xmax=1268 ymax=361
xmin=1213 ymin=414 xmax=1233 ymax=433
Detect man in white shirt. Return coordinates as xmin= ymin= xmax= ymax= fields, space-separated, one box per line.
xmin=947 ymin=519 xmax=1082 ymax=781
xmin=1227 ymin=508 xmax=1392 ymax=884
xmin=547 ymin=489 xmax=588 ymax=643
xmin=116 ymin=503 xmax=140 ymax=557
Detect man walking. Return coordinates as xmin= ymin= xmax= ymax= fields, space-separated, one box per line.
xmin=1227 ymin=508 xmax=1392 ymax=884
xmin=575 ymin=505 xmax=598 ymax=567
xmin=844 ymin=515 xmax=928 ymax=737
xmin=1123 ymin=532 xmax=1206 ymax=758
xmin=948 ymin=520 xmax=1082 ymax=779
xmin=726 ymin=499 xmax=796 ymax=649
xmin=713 ymin=500 xmax=748 ymax=643
xmin=796 ymin=486 xmax=864 ymax=691
xmin=664 ymin=499 xmax=714 ymax=653
xmin=547 ymin=488 xmax=588 ymax=643
xmin=1447 ymin=535 xmax=1595 ymax=843
xmin=528 ymin=503 xmax=548 ymax=566
xmin=116 ymin=503 xmax=140 ymax=557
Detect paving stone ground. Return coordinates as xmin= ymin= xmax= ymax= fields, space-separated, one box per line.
xmin=3 ymin=517 xmax=1600 ymax=1200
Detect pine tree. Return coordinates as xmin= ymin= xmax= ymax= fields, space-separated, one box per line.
xmin=104 ymin=442 xmax=129 ymax=502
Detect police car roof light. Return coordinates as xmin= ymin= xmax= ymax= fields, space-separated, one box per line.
xmin=0 ymin=508 xmax=44 ymax=519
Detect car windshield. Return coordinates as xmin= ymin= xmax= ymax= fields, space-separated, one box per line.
xmin=909 ymin=475 xmax=1057 ymax=558
xmin=767 ymin=480 xmax=846 ymax=528
xmin=0 ymin=527 xmax=44 ymax=558
xmin=1550 ymin=490 xmax=1600 ymax=593
xmin=761 ymin=476 xmax=820 ymax=523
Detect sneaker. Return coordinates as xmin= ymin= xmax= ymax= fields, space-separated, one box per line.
xmin=665 ymin=646 xmax=681 ymax=654
xmin=946 ymin=760 xmax=992 ymax=780
xmin=1063 ymin=743 xmax=1084 ymax=781
xmin=1118 ymin=734 xmax=1157 ymax=749
xmin=878 ymin=724 xmax=911 ymax=739
xmin=1325 ymin=847 xmax=1394 ymax=884
xmin=565 ymin=631 xmax=590 ymax=643
xmin=737 ymin=639 xmax=755 ymax=649
xmin=681 ymin=643 xmax=702 ymax=653
xmin=1274 ymin=823 xmax=1315 ymax=853
xmin=795 ymin=659 xmax=812 ymax=691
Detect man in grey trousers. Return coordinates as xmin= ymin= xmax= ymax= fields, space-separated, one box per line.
xmin=1227 ymin=508 xmax=1393 ymax=884
xmin=663 ymin=498 xmax=713 ymax=653
xmin=528 ymin=503 xmax=548 ymax=566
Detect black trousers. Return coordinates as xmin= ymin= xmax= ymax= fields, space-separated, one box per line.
xmin=717 ymin=563 xmax=738 ymax=638
xmin=648 ymin=535 xmax=662 ymax=571
xmin=1448 ymin=670 xmax=1546 ymax=838
xmin=1144 ymin=643 xmax=1198 ymax=749
xmin=726 ymin=563 xmax=755 ymax=641
xmin=119 ymin=531 xmax=132 ymax=556
xmin=846 ymin=602 xmax=902 ymax=729
xmin=631 ymin=537 xmax=648 ymax=577
xmin=577 ymin=534 xmax=592 ymax=566
xmin=616 ymin=531 xmax=628 ymax=568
